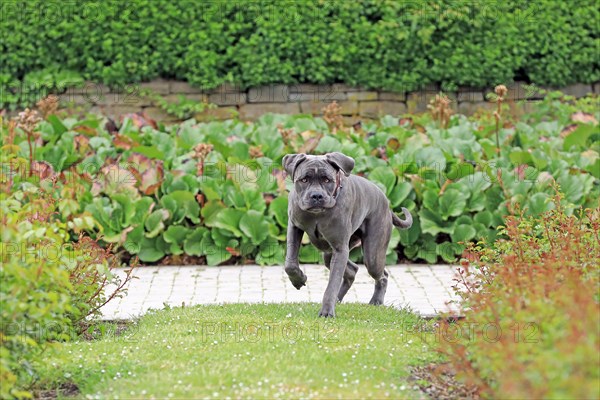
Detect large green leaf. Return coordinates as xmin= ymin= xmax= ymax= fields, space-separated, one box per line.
xmin=386 ymin=250 xmax=398 ymax=265
xmin=208 ymin=208 xmax=245 ymax=237
xmin=419 ymin=209 xmax=455 ymax=235
xmin=223 ymin=183 xmax=246 ymax=209
xmin=243 ymin=189 xmax=266 ymax=213
xmin=200 ymin=235 xmax=232 ymax=266
xmin=239 ymin=210 xmax=270 ymax=245
xmin=131 ymin=197 xmax=155 ymax=225
xmin=111 ymin=193 xmax=136 ymax=226
xmin=229 ymin=141 xmax=250 ymax=160
xmin=563 ymin=124 xmax=596 ymax=151
xmin=368 ymin=166 xmax=396 ymax=196
xmin=451 ymin=224 xmax=476 ymax=243
xmin=439 ymin=189 xmax=468 ymax=220
xmin=485 ymin=186 xmax=504 ymax=213
xmin=509 ymin=150 xmax=533 ymax=166
xmin=178 ymin=123 xmax=204 ymax=149
xmin=132 ymin=145 xmax=165 ymax=160
xmin=163 ymin=225 xmax=190 ymax=255
xmin=46 ymin=114 xmax=68 ymax=137
xmin=161 ymin=195 xmax=183 ymax=224
xmin=293 ymin=117 xmax=318 ymax=132
xmin=256 ymin=239 xmax=285 ymax=266
xmin=415 ymin=240 xmax=437 ymax=263
xmin=41 ymin=146 xmax=68 ymax=171
xmin=160 ymin=190 xmax=200 ymax=223
xmin=385 ymin=229 xmax=401 ymax=256
xmin=556 ymin=170 xmax=593 ymax=205
xmin=446 ymin=162 xmax=475 ymax=180
xmin=437 ymin=242 xmax=463 ymax=263
xmin=124 ymin=225 xmax=144 ymax=254
xmin=183 ymin=227 xmax=209 ymax=256
xmin=314 ymin=136 xmax=341 ymax=154
xmin=460 ymin=171 xmax=492 ymax=194
xmin=586 ymin=158 xmax=600 ymax=179
xmin=389 ymin=181 xmax=413 ymax=208
xmin=526 ymin=192 xmax=553 ymax=217
xmin=474 ymin=210 xmax=494 ymax=227
xmin=466 ymin=191 xmax=486 ymax=212
xmin=144 ymin=209 xmax=169 ymax=238
xmin=299 ymin=245 xmax=321 ymax=263
xmin=211 ymin=228 xmax=236 ymax=246
xmin=415 ymin=147 xmax=446 ymax=171
xmin=138 ymin=237 xmax=167 ymax=262
xmin=473 ymin=222 xmax=489 ymax=241
xmin=201 ymin=201 xmax=226 ymax=225
xmin=422 ymin=190 xmax=438 ymax=211
xmin=399 ymin=215 xmax=421 ymax=246
xmin=455 ymin=215 xmax=473 ymax=225
xmin=269 ymin=196 xmax=289 ymax=227
xmin=479 ymin=138 xmax=498 ymax=159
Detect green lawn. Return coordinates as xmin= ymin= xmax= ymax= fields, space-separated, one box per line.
xmin=35 ymin=303 xmax=441 ymax=399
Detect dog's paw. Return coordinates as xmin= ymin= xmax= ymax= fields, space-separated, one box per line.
xmin=288 ymin=271 xmax=307 ymax=290
xmin=369 ymin=298 xmax=384 ymax=306
xmin=285 ymin=263 xmax=307 ymax=290
xmin=318 ymin=306 xmax=336 ymax=318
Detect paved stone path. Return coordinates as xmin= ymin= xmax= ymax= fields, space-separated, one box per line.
xmin=100 ymin=264 xmax=461 ymax=320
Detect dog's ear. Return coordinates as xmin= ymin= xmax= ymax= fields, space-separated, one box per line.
xmin=326 ymin=152 xmax=354 ymax=177
xmin=282 ymin=153 xmax=307 ymax=180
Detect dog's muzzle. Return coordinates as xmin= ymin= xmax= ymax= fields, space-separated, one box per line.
xmin=309 ymin=192 xmax=325 ymax=206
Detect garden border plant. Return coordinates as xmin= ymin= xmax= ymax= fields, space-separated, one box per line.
xmin=0 ymin=184 xmax=136 ymax=398
xmin=2 ymin=89 xmax=598 ymax=267
xmin=438 ymin=191 xmax=599 ymax=398
xmin=1 ymin=108 xmax=136 ymax=398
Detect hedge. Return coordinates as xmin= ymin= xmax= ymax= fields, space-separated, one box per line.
xmin=1 ymin=0 xmax=599 ymax=109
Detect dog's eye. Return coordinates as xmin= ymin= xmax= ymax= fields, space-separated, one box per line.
xmin=300 ymin=178 xmax=308 ymax=183
xmin=323 ymin=178 xmax=330 ymax=183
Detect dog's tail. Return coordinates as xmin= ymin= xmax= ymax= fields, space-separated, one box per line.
xmin=392 ymin=208 xmax=413 ymax=229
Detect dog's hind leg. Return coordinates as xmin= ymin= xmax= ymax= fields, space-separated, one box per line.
xmin=363 ymin=221 xmax=392 ymax=305
xmin=337 ymin=260 xmax=359 ymax=301
xmin=368 ymin=268 xmax=388 ymax=305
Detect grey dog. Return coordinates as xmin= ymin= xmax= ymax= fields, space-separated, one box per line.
xmin=283 ymin=152 xmax=413 ymax=317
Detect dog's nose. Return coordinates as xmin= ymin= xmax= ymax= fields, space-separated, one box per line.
xmin=310 ymin=193 xmax=324 ymax=202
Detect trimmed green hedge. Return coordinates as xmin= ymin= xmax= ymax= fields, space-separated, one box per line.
xmin=1 ymin=0 xmax=598 ymax=108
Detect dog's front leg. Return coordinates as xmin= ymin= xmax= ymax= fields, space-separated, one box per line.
xmin=319 ymin=246 xmax=349 ymax=318
xmin=285 ymin=224 xmax=307 ymax=289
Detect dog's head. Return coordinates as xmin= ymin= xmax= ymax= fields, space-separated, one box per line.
xmin=283 ymin=152 xmax=355 ymax=213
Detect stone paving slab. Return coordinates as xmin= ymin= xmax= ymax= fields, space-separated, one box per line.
xmin=100 ymin=264 xmax=461 ymax=320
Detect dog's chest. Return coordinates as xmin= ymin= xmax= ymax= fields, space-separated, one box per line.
xmin=302 ymin=222 xmax=332 ymax=251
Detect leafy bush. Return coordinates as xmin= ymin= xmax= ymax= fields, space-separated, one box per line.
xmin=0 ymin=189 xmax=73 ymax=399
xmin=0 ymin=119 xmax=134 ymax=398
xmin=0 ymin=189 xmax=134 ymax=398
xmin=439 ymin=194 xmax=600 ymax=398
xmin=1 ymin=0 xmax=599 ymax=109
xmin=3 ymin=92 xmax=598 ymax=266
xmin=142 ymin=90 xmax=215 ymax=120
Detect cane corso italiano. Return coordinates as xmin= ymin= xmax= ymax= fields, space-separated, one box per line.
xmin=283 ymin=152 xmax=413 ymax=317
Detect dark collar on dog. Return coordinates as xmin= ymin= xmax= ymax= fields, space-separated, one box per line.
xmin=332 ymin=169 xmax=343 ymax=199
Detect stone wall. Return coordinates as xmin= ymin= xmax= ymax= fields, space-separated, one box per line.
xmin=54 ymin=79 xmax=599 ymax=123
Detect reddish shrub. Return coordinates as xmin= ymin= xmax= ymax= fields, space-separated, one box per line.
xmin=440 ymin=194 xmax=600 ymax=398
